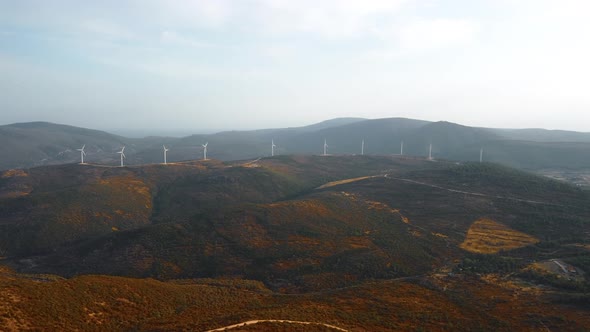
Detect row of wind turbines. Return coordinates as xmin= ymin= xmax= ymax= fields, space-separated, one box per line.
xmin=323 ymin=139 xmax=485 ymax=163
xmin=76 ymin=142 xmax=209 ymax=167
xmin=76 ymin=139 xmax=486 ymax=166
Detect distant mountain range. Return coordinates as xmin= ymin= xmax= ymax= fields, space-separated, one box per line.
xmin=1 ymin=118 xmax=590 ymax=170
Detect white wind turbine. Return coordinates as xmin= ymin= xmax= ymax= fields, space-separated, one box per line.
xmin=163 ymin=145 xmax=169 ymax=164
xmin=271 ymin=139 xmax=277 ymax=156
xmin=428 ymin=143 xmax=433 ymax=160
xmin=480 ymin=147 xmax=483 ymax=163
xmin=202 ymin=142 xmax=208 ymax=160
xmin=323 ymin=139 xmax=328 ymax=156
xmin=117 ymin=146 xmax=126 ymax=167
xmin=361 ymin=139 xmax=364 ymax=155
xmin=400 ymin=141 xmax=404 ymax=155
xmin=77 ymin=144 xmax=86 ymax=164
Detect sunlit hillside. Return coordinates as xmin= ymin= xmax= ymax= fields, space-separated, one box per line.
xmin=2 ymin=265 xmax=590 ymax=331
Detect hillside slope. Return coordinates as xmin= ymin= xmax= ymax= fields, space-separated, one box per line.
xmin=2 ymin=118 xmax=590 ymax=171
xmin=2 ymin=156 xmax=590 ymax=330
xmin=2 ymin=156 xmax=589 ymax=294
xmin=2 ymin=264 xmax=590 ymax=331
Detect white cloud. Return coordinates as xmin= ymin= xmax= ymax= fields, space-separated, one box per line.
xmin=397 ymin=18 xmax=479 ymax=51
xmin=91 ymin=53 xmax=266 ymax=81
xmin=255 ymin=0 xmax=411 ymax=38
xmin=159 ymin=30 xmax=213 ymax=48
xmin=361 ymin=18 xmax=480 ymax=60
xmin=80 ymin=19 xmax=135 ymax=40
xmin=260 ymin=44 xmax=298 ymax=60
xmin=143 ymin=0 xmax=233 ymax=29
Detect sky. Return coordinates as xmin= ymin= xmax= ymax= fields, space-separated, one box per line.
xmin=1 ymin=0 xmax=590 ymax=133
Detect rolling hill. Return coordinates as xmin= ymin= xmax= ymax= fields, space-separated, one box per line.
xmin=1 ymin=156 xmax=589 ymax=285
xmin=2 ymin=118 xmax=590 ymax=172
xmin=1 ymin=155 xmax=590 ymax=330
xmin=3 ymin=265 xmax=590 ymax=331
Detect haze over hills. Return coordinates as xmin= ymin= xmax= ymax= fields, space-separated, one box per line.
xmin=2 ymin=117 xmax=590 ymax=172
xmin=2 ymin=118 xmax=590 ymax=330
xmin=6 ymin=0 xmax=590 ymax=330
xmin=1 ymin=154 xmax=590 ymax=330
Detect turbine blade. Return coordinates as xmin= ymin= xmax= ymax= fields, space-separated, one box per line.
xmin=121 ymin=153 xmax=126 ymax=158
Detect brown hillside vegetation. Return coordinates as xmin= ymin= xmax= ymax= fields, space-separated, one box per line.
xmin=0 ymin=169 xmax=32 ymax=199
xmin=2 ymin=157 xmax=590 ymax=330
xmin=1 ymin=266 xmax=589 ymax=331
xmin=316 ymin=176 xmax=375 ymax=189
xmin=461 ymin=219 xmax=539 ymax=254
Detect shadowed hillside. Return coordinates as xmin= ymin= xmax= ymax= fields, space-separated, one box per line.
xmin=2 ymin=156 xmax=590 ymax=293
xmin=2 ymin=155 xmax=590 ymax=330
xmin=3 ymin=118 xmax=590 ymax=172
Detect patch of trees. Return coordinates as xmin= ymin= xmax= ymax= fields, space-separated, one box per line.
xmin=517 ymin=269 xmax=590 ymax=292
xmin=456 ymin=254 xmax=523 ymax=274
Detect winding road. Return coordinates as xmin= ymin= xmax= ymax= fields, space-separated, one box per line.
xmin=383 ymin=174 xmax=565 ymax=207
xmin=204 ymin=319 xmax=349 ymax=332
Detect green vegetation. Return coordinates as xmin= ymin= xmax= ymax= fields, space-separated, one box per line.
xmin=456 ymin=254 xmax=523 ymax=274
xmin=517 ymin=269 xmax=590 ymax=293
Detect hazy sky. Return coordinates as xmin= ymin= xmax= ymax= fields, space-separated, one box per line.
xmin=1 ymin=0 xmax=590 ymax=132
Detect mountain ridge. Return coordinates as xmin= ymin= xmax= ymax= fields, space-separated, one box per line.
xmin=1 ymin=117 xmax=590 ymax=171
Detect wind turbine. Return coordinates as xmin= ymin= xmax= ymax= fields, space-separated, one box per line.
xmin=323 ymin=139 xmax=328 ymax=156
xmin=117 ymin=146 xmax=126 ymax=167
xmin=400 ymin=141 xmax=404 ymax=155
xmin=202 ymin=142 xmax=208 ymax=160
xmin=428 ymin=143 xmax=432 ymax=160
xmin=480 ymin=148 xmax=483 ymax=163
xmin=77 ymin=144 xmax=86 ymax=164
xmin=271 ymin=139 xmax=276 ymax=156
xmin=361 ymin=139 xmax=364 ymax=155
xmin=163 ymin=145 xmax=169 ymax=164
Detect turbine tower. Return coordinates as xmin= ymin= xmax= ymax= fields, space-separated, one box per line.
xmin=428 ymin=143 xmax=432 ymax=160
xmin=271 ymin=139 xmax=276 ymax=156
xmin=202 ymin=142 xmax=208 ymax=160
xmin=361 ymin=139 xmax=364 ymax=155
xmin=117 ymin=146 xmax=126 ymax=167
xmin=163 ymin=145 xmax=169 ymax=164
xmin=323 ymin=139 xmax=328 ymax=156
xmin=77 ymin=144 xmax=86 ymax=164
xmin=400 ymin=141 xmax=404 ymax=155
xmin=480 ymin=148 xmax=483 ymax=163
